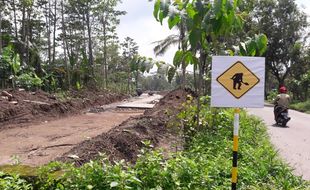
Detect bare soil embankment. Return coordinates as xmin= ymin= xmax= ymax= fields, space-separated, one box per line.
xmin=0 ymin=89 xmax=125 ymax=129
xmin=58 ymin=88 xmax=195 ymax=165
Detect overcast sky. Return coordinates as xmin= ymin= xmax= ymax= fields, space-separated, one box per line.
xmin=116 ymin=0 xmax=310 ymax=65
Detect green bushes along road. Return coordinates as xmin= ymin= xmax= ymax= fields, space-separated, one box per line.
xmin=1 ymin=97 xmax=309 ymax=189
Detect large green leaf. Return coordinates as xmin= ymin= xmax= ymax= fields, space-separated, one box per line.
xmin=167 ymin=67 xmax=176 ymax=83
xmin=192 ymin=55 xmax=199 ymax=66
xmin=159 ymin=11 xmax=165 ymax=24
xmin=227 ymin=49 xmax=235 ymax=56
xmin=246 ymin=39 xmax=257 ymax=56
xmin=186 ymin=3 xmax=196 ymax=19
xmin=184 ymin=51 xmax=195 ymax=66
xmin=153 ymin=0 xmax=161 ymax=21
xmin=12 ymin=54 xmax=21 ymax=74
xmin=159 ymin=0 xmax=170 ymax=24
xmin=255 ymin=34 xmax=268 ymax=56
xmin=194 ymin=0 xmax=204 ymax=13
xmin=239 ymin=42 xmax=247 ymax=56
xmin=2 ymin=44 xmax=14 ymax=64
xmin=214 ymin=0 xmax=224 ymax=19
xmin=173 ymin=50 xmax=184 ymax=67
xmin=168 ymin=14 xmax=180 ymax=29
xmin=189 ymin=29 xmax=201 ymax=48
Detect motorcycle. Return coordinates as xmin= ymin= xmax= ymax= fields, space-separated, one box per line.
xmin=274 ymin=105 xmax=291 ymax=127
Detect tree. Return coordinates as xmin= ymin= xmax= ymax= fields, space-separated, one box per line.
xmin=121 ymin=37 xmax=139 ymax=93
xmin=154 ymin=0 xmax=245 ymax=94
xmin=153 ymin=22 xmax=188 ymax=89
xmin=254 ymin=0 xmax=308 ymax=86
xmin=287 ymin=44 xmax=310 ymax=101
xmin=154 ymin=0 xmax=267 ymax=130
xmin=0 ymin=0 xmax=128 ymax=91
xmin=130 ymin=55 xmax=155 ymax=89
xmin=94 ymin=0 xmax=125 ymax=89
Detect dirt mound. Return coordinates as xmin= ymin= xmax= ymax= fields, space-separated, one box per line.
xmin=57 ymin=88 xmax=195 ymax=165
xmin=0 ymin=89 xmax=125 ymax=129
xmin=144 ymin=88 xmax=195 ymax=117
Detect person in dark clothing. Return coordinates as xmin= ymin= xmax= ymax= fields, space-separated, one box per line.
xmin=231 ymin=73 xmax=244 ymax=90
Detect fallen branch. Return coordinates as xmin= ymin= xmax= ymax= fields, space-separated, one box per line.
xmin=1 ymin=91 xmax=13 ymax=98
xmin=25 ymin=144 xmax=75 ymax=152
xmin=23 ymin=100 xmax=51 ymax=105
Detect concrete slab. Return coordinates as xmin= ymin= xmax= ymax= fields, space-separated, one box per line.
xmin=117 ymin=93 xmax=162 ymax=109
xmin=117 ymin=103 xmax=154 ymax=109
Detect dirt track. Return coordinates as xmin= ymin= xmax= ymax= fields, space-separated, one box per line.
xmin=0 ymin=109 xmax=143 ymax=166
xmin=0 ymin=94 xmax=162 ymax=166
xmin=248 ymin=106 xmax=310 ymax=181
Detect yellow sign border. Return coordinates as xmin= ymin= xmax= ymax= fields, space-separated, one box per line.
xmin=216 ymin=61 xmax=260 ymax=99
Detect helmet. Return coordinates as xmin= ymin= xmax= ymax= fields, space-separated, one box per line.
xmin=279 ymin=86 xmax=287 ymax=93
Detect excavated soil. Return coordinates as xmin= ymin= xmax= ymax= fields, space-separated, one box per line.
xmin=57 ymin=88 xmax=195 ymax=165
xmin=0 ymin=89 xmax=125 ymax=129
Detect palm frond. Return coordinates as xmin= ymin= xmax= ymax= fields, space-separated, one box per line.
xmin=152 ymin=34 xmax=180 ymax=56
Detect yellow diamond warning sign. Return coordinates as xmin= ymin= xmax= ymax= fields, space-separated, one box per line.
xmin=216 ymin=61 xmax=260 ymax=99
xmin=211 ymin=56 xmax=265 ymax=108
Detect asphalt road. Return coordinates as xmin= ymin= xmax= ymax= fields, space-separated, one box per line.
xmin=248 ymin=106 xmax=310 ymax=180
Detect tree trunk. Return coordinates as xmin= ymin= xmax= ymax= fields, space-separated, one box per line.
xmin=82 ymin=14 xmax=87 ymax=53
xmin=68 ymin=28 xmax=74 ymax=62
xmin=181 ymin=62 xmax=186 ymax=88
xmin=46 ymin=0 xmax=51 ymax=65
xmin=127 ymin=69 xmax=131 ymax=93
xmin=196 ymin=51 xmax=206 ymax=130
xmin=193 ymin=63 xmax=197 ymax=93
xmin=0 ymin=10 xmax=2 ymax=55
xmin=86 ymin=3 xmax=94 ymax=77
xmin=52 ymin=0 xmax=57 ymax=65
xmin=102 ymin=15 xmax=108 ymax=89
xmin=12 ymin=0 xmax=18 ymax=39
xmin=26 ymin=8 xmax=32 ymax=66
xmin=180 ymin=22 xmax=186 ymax=89
xmin=265 ymin=68 xmax=268 ymax=100
xmin=61 ymin=0 xmax=70 ymax=89
xmin=305 ymin=84 xmax=309 ymax=101
xmin=136 ymin=71 xmax=139 ymax=89
xmin=21 ymin=6 xmax=26 ymax=65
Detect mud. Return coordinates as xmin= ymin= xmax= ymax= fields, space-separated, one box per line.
xmin=0 ymin=109 xmax=143 ymax=166
xmin=0 ymin=89 xmax=125 ymax=129
xmin=57 ymin=88 xmax=195 ymax=165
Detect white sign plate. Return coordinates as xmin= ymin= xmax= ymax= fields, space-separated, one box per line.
xmin=211 ymin=56 xmax=265 ymax=108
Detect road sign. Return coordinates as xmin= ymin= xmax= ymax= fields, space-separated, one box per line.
xmin=216 ymin=61 xmax=260 ymax=99
xmin=211 ymin=56 xmax=265 ymax=108
xmin=211 ymin=56 xmax=265 ymax=190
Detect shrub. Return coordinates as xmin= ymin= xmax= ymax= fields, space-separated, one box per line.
xmin=16 ymin=73 xmax=43 ymax=90
xmin=2 ymin=98 xmax=310 ymax=189
xmin=0 ymin=172 xmax=32 ymax=190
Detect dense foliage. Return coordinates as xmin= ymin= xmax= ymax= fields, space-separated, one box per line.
xmin=153 ymin=0 xmax=310 ymax=102
xmin=1 ymin=99 xmax=309 ymax=189
xmin=290 ymin=100 xmax=310 ymax=114
xmin=0 ymin=0 xmax=170 ymax=93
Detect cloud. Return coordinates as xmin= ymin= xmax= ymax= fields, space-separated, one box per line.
xmin=116 ymin=0 xmax=177 ymax=64
xmin=117 ymin=0 xmax=310 ymax=64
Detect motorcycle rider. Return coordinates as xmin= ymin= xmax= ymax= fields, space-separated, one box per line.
xmin=273 ymin=86 xmax=291 ymax=122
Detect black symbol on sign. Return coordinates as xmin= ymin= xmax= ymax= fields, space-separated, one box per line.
xmin=231 ymin=73 xmax=249 ymax=90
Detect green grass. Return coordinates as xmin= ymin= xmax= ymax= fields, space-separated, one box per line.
xmin=290 ymin=100 xmax=310 ymax=114
xmin=0 ymin=165 xmax=38 ymax=177
xmin=0 ymin=99 xmax=309 ymax=189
